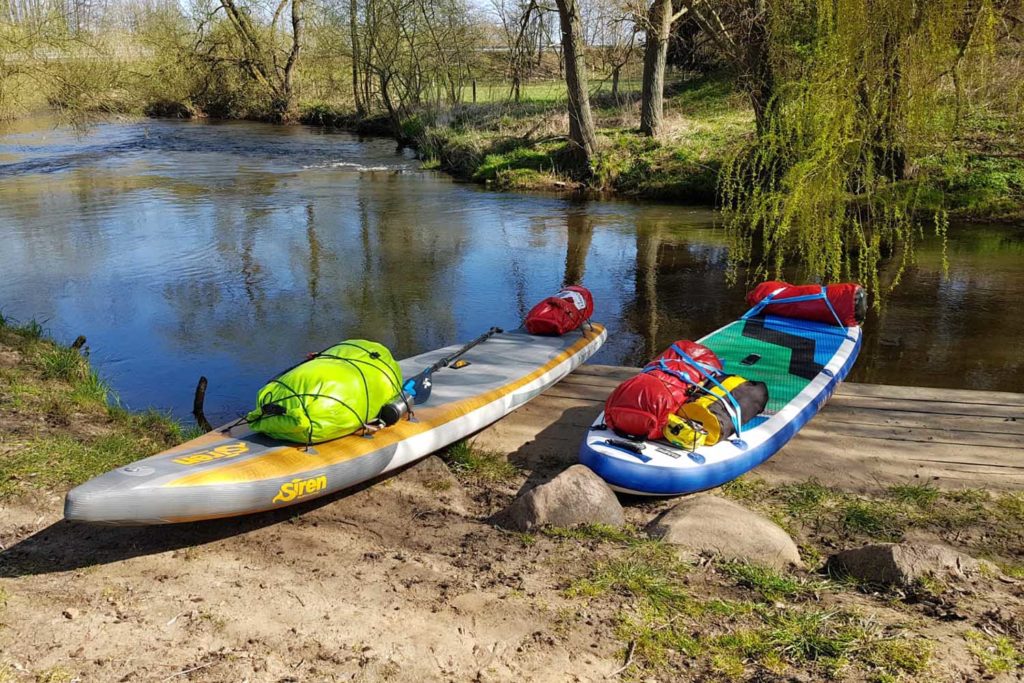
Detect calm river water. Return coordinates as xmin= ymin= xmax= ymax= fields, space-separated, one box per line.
xmin=1 ymin=117 xmax=1022 ymax=422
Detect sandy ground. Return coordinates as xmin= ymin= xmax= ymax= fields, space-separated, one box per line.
xmin=0 ymin=458 xmax=631 ymax=682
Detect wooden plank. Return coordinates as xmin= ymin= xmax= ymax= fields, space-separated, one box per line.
xmin=830 ymin=394 xmax=1023 ymax=420
xmin=818 ymin=404 xmax=1024 ymax=435
xmin=811 ymin=421 xmax=1022 ymax=450
xmin=837 ymin=382 xmax=1024 ymax=407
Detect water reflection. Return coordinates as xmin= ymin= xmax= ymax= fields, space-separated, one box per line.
xmin=1 ymin=117 xmax=1022 ymax=423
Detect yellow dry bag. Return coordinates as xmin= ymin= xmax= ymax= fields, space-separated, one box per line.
xmin=677 ymin=375 xmax=768 ymax=446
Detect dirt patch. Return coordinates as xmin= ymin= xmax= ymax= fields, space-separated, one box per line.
xmin=0 ymin=469 xmax=623 ymax=682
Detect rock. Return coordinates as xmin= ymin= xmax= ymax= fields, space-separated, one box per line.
xmin=827 ymin=542 xmax=983 ymax=587
xmin=62 ymin=608 xmax=80 ymax=620
xmin=391 ymin=455 xmax=459 ymax=492
xmin=645 ymin=495 xmax=801 ymax=570
xmin=386 ymin=455 xmax=467 ymax=515
xmin=494 ymin=465 xmax=624 ymax=532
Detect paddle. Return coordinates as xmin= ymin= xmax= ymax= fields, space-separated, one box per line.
xmin=378 ymin=326 xmax=504 ymax=425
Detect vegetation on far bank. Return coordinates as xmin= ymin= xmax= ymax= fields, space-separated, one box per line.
xmin=0 ymin=314 xmax=194 ymax=500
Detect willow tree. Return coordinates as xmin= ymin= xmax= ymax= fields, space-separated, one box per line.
xmin=719 ymin=0 xmax=1001 ymax=296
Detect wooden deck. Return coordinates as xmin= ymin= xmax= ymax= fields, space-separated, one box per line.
xmin=471 ymin=364 xmax=1024 ymax=493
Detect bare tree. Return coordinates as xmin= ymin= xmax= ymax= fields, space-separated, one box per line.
xmin=679 ymin=0 xmax=773 ymax=133
xmin=214 ymin=0 xmax=304 ymax=120
xmin=554 ymin=0 xmax=597 ymax=167
xmin=639 ymin=0 xmax=686 ymax=136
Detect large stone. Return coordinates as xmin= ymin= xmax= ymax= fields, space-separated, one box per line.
xmin=494 ymin=464 xmax=625 ymax=532
xmin=386 ymin=455 xmax=467 ymax=514
xmin=646 ymin=495 xmax=802 ymax=569
xmin=827 ymin=543 xmax=983 ymax=587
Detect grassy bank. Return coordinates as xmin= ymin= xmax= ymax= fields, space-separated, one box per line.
xmin=300 ymin=76 xmax=1024 ymax=221
xmin=0 ymin=314 xmax=194 ymax=499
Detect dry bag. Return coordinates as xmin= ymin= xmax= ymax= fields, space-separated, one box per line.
xmin=677 ymin=375 xmax=769 ymax=445
xmin=247 ymin=340 xmax=403 ymax=444
xmin=525 ymin=285 xmax=594 ymax=336
xmin=746 ymin=281 xmax=866 ymax=327
xmin=604 ymin=340 xmax=722 ymax=440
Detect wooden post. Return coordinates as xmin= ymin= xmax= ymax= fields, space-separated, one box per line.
xmin=472 ymin=79 xmax=477 ymax=103
xmin=193 ymin=376 xmax=213 ymax=433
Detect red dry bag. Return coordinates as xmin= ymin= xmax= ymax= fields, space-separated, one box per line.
xmin=524 ymin=285 xmax=594 ymax=336
xmin=746 ymin=281 xmax=866 ymax=327
xmin=604 ymin=341 xmax=723 ymax=440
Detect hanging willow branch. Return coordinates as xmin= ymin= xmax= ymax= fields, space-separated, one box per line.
xmin=718 ymin=0 xmax=999 ymax=302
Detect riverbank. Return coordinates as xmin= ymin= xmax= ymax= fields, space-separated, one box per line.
xmin=296 ymin=76 xmax=1024 ymax=221
xmin=0 ymin=315 xmax=194 ymax=499
xmin=2 ymin=318 xmax=1022 ymax=681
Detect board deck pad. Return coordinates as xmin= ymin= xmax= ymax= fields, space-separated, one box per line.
xmin=581 ymin=315 xmax=860 ymax=496
xmin=66 ymin=325 xmax=606 ymax=524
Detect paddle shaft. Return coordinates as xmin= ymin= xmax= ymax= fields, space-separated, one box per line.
xmin=406 ymin=326 xmax=503 ymax=401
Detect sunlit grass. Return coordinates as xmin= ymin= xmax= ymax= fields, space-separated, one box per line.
xmin=441 ymin=440 xmax=520 ymax=483
xmin=0 ymin=318 xmax=191 ymax=498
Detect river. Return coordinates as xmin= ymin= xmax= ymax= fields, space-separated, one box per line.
xmin=1 ymin=117 xmax=1021 ymax=422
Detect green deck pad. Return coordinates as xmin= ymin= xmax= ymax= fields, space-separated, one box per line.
xmin=702 ymin=315 xmax=845 ymax=414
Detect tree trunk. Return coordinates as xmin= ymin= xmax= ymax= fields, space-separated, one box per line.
xmin=279 ymin=0 xmax=303 ymax=121
xmin=554 ymin=0 xmax=598 ymax=169
xmin=349 ymin=0 xmax=363 ymax=115
xmin=745 ymin=0 xmax=774 ymax=136
xmin=639 ymin=0 xmax=671 ymax=137
xmin=611 ymin=65 xmax=620 ymax=99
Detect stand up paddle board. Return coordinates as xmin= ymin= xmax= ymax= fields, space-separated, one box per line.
xmin=580 ymin=315 xmax=860 ymax=495
xmin=66 ymin=325 xmax=606 ymax=524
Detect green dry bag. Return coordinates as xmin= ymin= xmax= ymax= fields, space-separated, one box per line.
xmin=246 ymin=340 xmax=403 ymax=444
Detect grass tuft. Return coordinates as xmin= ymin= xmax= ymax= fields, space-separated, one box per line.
xmin=887 ymin=483 xmax=940 ymax=508
xmin=965 ymin=630 xmax=1023 ymax=675
xmin=544 ymin=523 xmax=637 ymax=544
xmin=37 ymin=346 xmax=88 ymax=382
xmin=719 ymin=561 xmax=820 ymax=602
xmin=441 ymin=440 xmax=519 ymax=483
xmin=566 ymin=542 xmax=689 ymax=607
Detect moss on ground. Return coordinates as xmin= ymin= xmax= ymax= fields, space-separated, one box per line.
xmin=0 ymin=315 xmax=195 ymax=498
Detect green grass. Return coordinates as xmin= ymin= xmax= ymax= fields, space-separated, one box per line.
xmin=718 ymin=561 xmax=821 ymax=602
xmin=720 ymin=476 xmax=1022 ymax=563
xmin=544 ymin=523 xmax=639 ymax=544
xmin=441 ymin=440 xmax=519 ymax=483
xmin=563 ymin=537 xmax=934 ymax=680
xmin=0 ymin=317 xmax=191 ymax=498
xmin=965 ymin=631 xmax=1024 ymax=675
xmin=571 ymin=549 xmax=930 ymax=679
xmin=565 ymin=542 xmax=690 ymax=607
xmin=886 ymin=483 xmax=941 ymax=508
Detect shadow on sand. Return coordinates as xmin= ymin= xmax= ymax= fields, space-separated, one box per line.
xmin=0 ymin=466 xmax=399 ymax=578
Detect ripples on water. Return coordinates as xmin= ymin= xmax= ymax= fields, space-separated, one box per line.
xmin=1 ymin=117 xmax=1022 ymax=421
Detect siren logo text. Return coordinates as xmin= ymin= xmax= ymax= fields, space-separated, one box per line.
xmin=272 ymin=475 xmax=328 ymax=504
xmin=172 ymin=442 xmax=249 ymax=466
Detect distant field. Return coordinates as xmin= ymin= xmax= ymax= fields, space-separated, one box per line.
xmin=456 ymin=78 xmax=643 ymax=104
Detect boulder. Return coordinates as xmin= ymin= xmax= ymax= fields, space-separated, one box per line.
xmin=827 ymin=543 xmax=983 ymax=587
xmin=387 ymin=455 xmax=467 ymax=514
xmin=495 ymin=465 xmax=625 ymax=532
xmin=646 ymin=495 xmax=801 ymax=570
